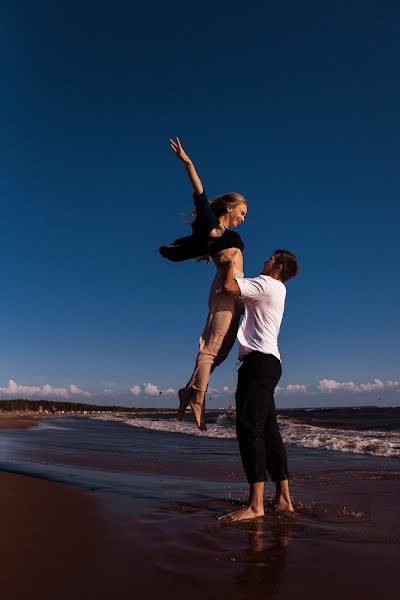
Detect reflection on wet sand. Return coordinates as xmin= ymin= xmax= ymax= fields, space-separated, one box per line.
xmin=231 ymin=516 xmax=293 ymax=598
xmin=153 ymin=498 xmax=296 ymax=598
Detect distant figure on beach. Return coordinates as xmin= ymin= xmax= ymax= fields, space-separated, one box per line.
xmin=160 ymin=138 xmax=247 ymax=431
xmin=218 ymin=250 xmax=299 ymax=521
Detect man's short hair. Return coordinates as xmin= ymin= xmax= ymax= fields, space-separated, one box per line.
xmin=273 ymin=250 xmax=299 ymax=282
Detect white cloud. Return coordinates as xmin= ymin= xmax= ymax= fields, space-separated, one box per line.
xmin=383 ymin=379 xmax=398 ymax=387
xmin=144 ymin=383 xmax=160 ymax=395
xmin=318 ymin=378 xmax=400 ymax=394
xmin=143 ymin=383 xmax=176 ymax=396
xmin=69 ymin=384 xmax=91 ymax=397
xmin=0 ymin=379 xmax=91 ymax=399
xmin=0 ymin=380 xmax=41 ymax=396
xmin=129 ymin=385 xmax=141 ymax=396
xmin=223 ymin=386 xmax=236 ymax=393
xmin=286 ymin=384 xmax=307 ymax=393
xmin=276 ymin=384 xmax=307 ymax=394
xmin=41 ymin=384 xmax=69 ymax=398
xmin=207 ymin=387 xmax=221 ymax=396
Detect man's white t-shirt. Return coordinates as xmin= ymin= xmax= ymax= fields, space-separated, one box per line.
xmin=236 ymin=275 xmax=286 ymax=361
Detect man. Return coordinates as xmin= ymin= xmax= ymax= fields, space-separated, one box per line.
xmin=218 ymin=249 xmax=299 ymax=521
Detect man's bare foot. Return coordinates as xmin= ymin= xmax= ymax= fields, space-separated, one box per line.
xmin=177 ymin=389 xmax=190 ymax=421
xmin=274 ymin=480 xmax=295 ymax=513
xmin=218 ymin=505 xmax=264 ymax=522
xmin=274 ymin=496 xmax=295 ymax=513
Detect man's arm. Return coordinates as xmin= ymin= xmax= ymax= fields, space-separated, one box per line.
xmin=222 ymin=259 xmax=241 ymax=296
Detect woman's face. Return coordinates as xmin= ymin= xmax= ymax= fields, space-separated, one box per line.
xmin=227 ymin=202 xmax=247 ymax=228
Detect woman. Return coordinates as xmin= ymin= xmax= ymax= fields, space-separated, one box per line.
xmin=160 ymin=138 xmax=247 ymax=430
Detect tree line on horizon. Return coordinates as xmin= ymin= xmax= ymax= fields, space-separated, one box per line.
xmin=0 ymin=399 xmax=172 ymax=413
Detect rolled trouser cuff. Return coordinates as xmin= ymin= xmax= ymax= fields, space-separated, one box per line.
xmin=270 ymin=473 xmax=290 ymax=483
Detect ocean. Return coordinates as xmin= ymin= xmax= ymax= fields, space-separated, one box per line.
xmin=92 ymin=406 xmax=400 ymax=457
xmin=1 ymin=407 xmax=398 ymax=503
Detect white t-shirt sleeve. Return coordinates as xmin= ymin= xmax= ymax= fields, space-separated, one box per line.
xmin=236 ymin=275 xmax=268 ymax=302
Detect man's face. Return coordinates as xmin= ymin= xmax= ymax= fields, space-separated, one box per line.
xmin=261 ymin=255 xmax=277 ymax=276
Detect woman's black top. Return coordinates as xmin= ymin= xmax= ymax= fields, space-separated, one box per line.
xmin=159 ymin=191 xmax=244 ymax=262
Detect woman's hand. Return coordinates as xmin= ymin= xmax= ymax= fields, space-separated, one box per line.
xmin=169 ymin=137 xmax=191 ymax=165
xmin=169 ymin=137 xmax=203 ymax=195
xmin=195 ymin=255 xmax=211 ymax=264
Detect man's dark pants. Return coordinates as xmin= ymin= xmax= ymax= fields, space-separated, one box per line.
xmin=235 ymin=351 xmax=289 ymax=484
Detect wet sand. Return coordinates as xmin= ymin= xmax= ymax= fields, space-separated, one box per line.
xmin=0 ymin=470 xmax=176 ymax=600
xmin=2 ymin=470 xmax=398 ymax=600
xmin=1 ymin=417 xmax=399 ymax=600
xmin=0 ymin=412 xmax=42 ymax=429
xmin=0 ymin=471 xmax=131 ymax=600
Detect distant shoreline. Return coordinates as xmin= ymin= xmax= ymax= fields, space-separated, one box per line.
xmin=0 ymin=399 xmax=175 ymax=414
xmin=1 ymin=399 xmax=392 ymax=412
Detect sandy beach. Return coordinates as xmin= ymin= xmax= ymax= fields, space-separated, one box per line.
xmin=0 ymin=412 xmax=163 ymax=599
xmin=1 ymin=471 xmax=119 ymax=600
xmin=1 ymin=411 xmax=399 ymax=600
xmin=0 ymin=411 xmax=41 ymax=430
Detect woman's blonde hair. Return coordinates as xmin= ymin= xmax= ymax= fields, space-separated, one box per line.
xmin=189 ymin=192 xmax=247 ymax=228
xmin=209 ymin=192 xmax=247 ymax=217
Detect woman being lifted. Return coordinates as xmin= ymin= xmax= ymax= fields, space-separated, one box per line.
xmin=160 ymin=138 xmax=247 ymax=430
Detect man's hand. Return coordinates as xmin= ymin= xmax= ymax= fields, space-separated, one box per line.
xmin=221 ymin=251 xmax=241 ymax=296
xmin=216 ymin=249 xmax=238 ymax=265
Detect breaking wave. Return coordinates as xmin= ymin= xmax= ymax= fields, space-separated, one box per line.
xmin=90 ymin=413 xmax=400 ymax=458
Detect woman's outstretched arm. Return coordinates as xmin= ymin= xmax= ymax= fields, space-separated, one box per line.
xmin=170 ymin=137 xmax=203 ymax=196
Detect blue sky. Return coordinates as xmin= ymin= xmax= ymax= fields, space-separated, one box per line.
xmin=0 ymin=0 xmax=399 ymax=407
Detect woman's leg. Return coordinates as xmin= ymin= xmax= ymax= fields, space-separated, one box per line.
xmin=180 ymin=309 xmax=234 ymax=429
xmin=177 ymin=388 xmax=207 ymax=429
xmin=211 ymin=299 xmax=242 ymax=371
xmin=178 ymin=295 xmax=238 ymax=429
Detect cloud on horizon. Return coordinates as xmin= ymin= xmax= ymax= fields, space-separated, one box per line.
xmin=0 ymin=379 xmax=91 ymax=399
xmin=318 ymin=378 xmax=400 ymax=394
xmin=129 ymin=383 xmax=177 ymax=397
xmin=277 ymin=384 xmax=307 ymax=394
xmin=3 ymin=376 xmax=399 ymax=405
xmin=129 ymin=385 xmax=141 ymax=396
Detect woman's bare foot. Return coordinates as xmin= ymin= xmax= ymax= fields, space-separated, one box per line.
xmin=177 ymin=388 xmax=190 ymax=421
xmin=177 ymin=389 xmax=207 ymax=430
xmin=200 ymin=401 xmax=206 ymax=430
xmin=183 ymin=389 xmax=206 ymax=431
xmin=189 ymin=398 xmax=207 ymax=431
xmin=218 ymin=505 xmax=264 ymax=522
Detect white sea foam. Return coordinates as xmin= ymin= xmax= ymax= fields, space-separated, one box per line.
xmin=281 ymin=421 xmax=400 ymax=458
xmin=91 ymin=413 xmax=237 ymax=439
xmin=33 ymin=422 xmax=72 ymax=431
xmin=90 ymin=413 xmax=400 ymax=458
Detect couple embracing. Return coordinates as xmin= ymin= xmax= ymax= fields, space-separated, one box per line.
xmin=160 ymin=139 xmax=299 ymax=520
